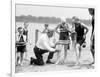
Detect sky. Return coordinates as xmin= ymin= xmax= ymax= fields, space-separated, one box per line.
xmin=16 ymin=4 xmax=92 ymax=20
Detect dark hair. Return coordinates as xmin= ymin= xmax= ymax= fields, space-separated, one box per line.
xmin=72 ymin=16 xmax=79 ymax=21
xmin=18 ymin=27 xmax=23 ymax=30
xmin=88 ymin=8 xmax=94 ymax=15
xmin=45 ymin=24 xmax=48 ymax=27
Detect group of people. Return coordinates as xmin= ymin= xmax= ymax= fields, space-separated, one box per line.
xmin=16 ymin=8 xmax=95 ymax=67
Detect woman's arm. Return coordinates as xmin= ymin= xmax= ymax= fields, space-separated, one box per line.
xmin=81 ymin=23 xmax=89 ymax=35
xmin=65 ymin=24 xmax=72 ymax=33
xmin=54 ymin=24 xmax=60 ymax=34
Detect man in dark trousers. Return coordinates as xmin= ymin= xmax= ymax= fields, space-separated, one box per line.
xmin=30 ymin=29 xmax=58 ymax=65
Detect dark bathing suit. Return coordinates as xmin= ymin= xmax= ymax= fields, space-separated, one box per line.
xmin=23 ymin=29 xmax=28 ymax=36
xmin=59 ymin=24 xmax=69 ymax=40
xmin=74 ymin=22 xmax=85 ymax=46
xmin=92 ymin=18 xmax=94 ymax=50
xmin=91 ymin=17 xmax=95 ymax=58
xmin=23 ymin=29 xmax=28 ymax=42
xmin=16 ymin=35 xmax=26 ymax=53
xmin=59 ymin=24 xmax=70 ymax=49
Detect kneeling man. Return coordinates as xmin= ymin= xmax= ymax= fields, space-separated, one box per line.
xmin=30 ymin=29 xmax=58 ymax=65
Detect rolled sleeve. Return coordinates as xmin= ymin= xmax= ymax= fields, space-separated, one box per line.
xmin=44 ymin=40 xmax=55 ymax=52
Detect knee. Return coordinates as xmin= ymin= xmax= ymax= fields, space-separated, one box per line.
xmin=39 ymin=60 xmax=44 ymax=65
xmin=17 ymin=52 xmax=21 ymax=57
xmin=76 ymin=44 xmax=80 ymax=48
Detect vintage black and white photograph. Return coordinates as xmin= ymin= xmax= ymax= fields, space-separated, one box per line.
xmin=15 ymin=4 xmax=95 ymax=73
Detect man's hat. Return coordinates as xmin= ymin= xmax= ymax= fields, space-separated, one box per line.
xmin=45 ymin=24 xmax=49 ymax=26
xmin=17 ymin=27 xmax=23 ymax=32
xmin=47 ymin=29 xmax=54 ymax=33
xmin=18 ymin=27 xmax=23 ymax=30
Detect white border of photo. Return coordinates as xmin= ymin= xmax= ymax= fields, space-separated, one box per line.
xmin=11 ymin=0 xmax=97 ymax=77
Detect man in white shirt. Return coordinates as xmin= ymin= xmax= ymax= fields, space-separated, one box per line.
xmin=30 ymin=29 xmax=58 ymax=65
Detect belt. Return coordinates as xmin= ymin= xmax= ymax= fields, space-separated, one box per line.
xmin=35 ymin=46 xmax=45 ymax=51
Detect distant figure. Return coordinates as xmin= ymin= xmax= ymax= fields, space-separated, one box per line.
xmin=72 ymin=16 xmax=89 ymax=65
xmin=88 ymin=8 xmax=95 ymax=64
xmin=37 ymin=24 xmax=49 ymax=33
xmin=16 ymin=27 xmax=27 ymax=66
xmin=55 ymin=20 xmax=71 ymax=64
xmin=23 ymin=21 xmax=29 ymax=60
xmin=42 ymin=24 xmax=49 ymax=33
xmin=35 ymin=24 xmax=49 ymax=44
xmin=23 ymin=21 xmax=28 ymax=41
xmin=30 ymin=29 xmax=59 ymax=65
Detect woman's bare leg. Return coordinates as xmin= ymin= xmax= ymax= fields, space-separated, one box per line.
xmin=24 ymin=51 xmax=27 ymax=60
xmin=63 ymin=45 xmax=68 ymax=64
xmin=56 ymin=50 xmax=61 ymax=64
xmin=56 ymin=45 xmax=62 ymax=64
xmin=72 ymin=40 xmax=78 ymax=65
xmin=23 ymin=46 xmax=28 ymax=60
xmin=20 ymin=52 xmax=24 ymax=66
xmin=75 ymin=44 xmax=80 ymax=65
xmin=17 ymin=52 xmax=21 ymax=65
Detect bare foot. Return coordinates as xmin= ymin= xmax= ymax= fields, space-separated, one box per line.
xmin=75 ymin=62 xmax=80 ymax=66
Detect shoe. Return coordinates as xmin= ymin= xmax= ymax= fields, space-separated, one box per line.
xmin=46 ymin=60 xmax=54 ymax=64
xmin=82 ymin=42 xmax=86 ymax=48
xmin=30 ymin=57 xmax=34 ymax=65
xmin=89 ymin=62 xmax=94 ymax=66
xmin=20 ymin=63 xmax=23 ymax=66
xmin=16 ymin=63 xmax=22 ymax=66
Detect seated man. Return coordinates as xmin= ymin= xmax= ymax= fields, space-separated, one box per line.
xmin=30 ymin=29 xmax=58 ymax=65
